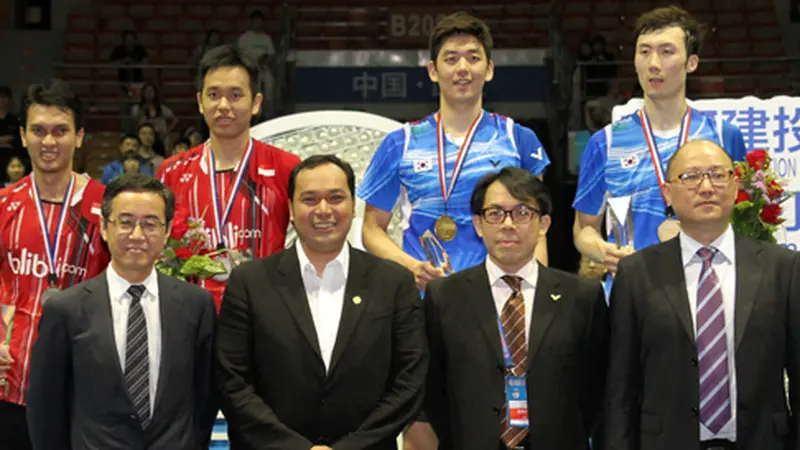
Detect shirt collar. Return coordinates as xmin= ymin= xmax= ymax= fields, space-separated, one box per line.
xmin=106 ymin=264 xmax=159 ymax=303
xmin=485 ymin=256 xmax=539 ymax=290
xmin=679 ymin=224 xmax=735 ymax=267
xmin=296 ymin=242 xmax=350 ymax=278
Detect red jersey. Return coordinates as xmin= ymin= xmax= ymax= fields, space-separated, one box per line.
xmin=158 ymin=139 xmax=300 ymax=308
xmin=0 ymin=174 xmax=109 ymax=405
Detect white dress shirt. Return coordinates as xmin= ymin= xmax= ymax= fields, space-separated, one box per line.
xmin=485 ymin=257 xmax=539 ymax=344
xmin=107 ymin=265 xmax=161 ymax=418
xmin=680 ymin=225 xmax=737 ymax=442
xmin=297 ymin=243 xmax=350 ymax=372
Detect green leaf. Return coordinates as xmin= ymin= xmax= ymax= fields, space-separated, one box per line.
xmin=179 ymin=255 xmax=227 ymax=278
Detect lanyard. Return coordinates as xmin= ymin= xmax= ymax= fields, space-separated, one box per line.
xmin=639 ymin=106 xmax=692 ymax=203
xmin=435 ymin=111 xmax=482 ymax=212
xmin=206 ymin=138 xmax=255 ymax=249
xmin=30 ymin=172 xmax=76 ymax=286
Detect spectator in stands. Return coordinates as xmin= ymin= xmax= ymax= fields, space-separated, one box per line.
xmin=110 ymin=31 xmax=148 ymax=96
xmin=0 ymin=86 xmax=24 ymax=184
xmin=239 ymin=10 xmax=276 ymax=119
xmin=583 ymin=77 xmax=625 ymax=134
xmin=138 ymin=123 xmax=165 ymax=173
xmin=101 ymin=133 xmax=153 ymax=185
xmin=191 ymin=29 xmax=224 ymax=68
xmin=121 ymin=152 xmax=141 ymax=175
xmin=172 ymin=137 xmax=191 ymax=155
xmin=130 ymin=82 xmax=177 ymax=153
xmin=4 ymin=156 xmax=27 ymax=187
xmin=185 ymin=127 xmax=204 ymax=147
xmin=577 ymin=38 xmax=593 ymax=63
xmin=585 ymin=35 xmax=617 ymax=98
xmin=238 ymin=10 xmax=275 ymax=64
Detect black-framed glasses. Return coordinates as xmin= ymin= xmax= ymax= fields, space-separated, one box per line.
xmin=670 ymin=168 xmax=735 ymax=187
xmin=107 ymin=216 xmax=166 ymax=235
xmin=481 ymin=205 xmax=540 ymax=225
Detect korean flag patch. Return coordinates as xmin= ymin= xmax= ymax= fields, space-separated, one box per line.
xmin=413 ymin=159 xmax=433 ymax=173
xmin=620 ymin=154 xmax=639 ymax=169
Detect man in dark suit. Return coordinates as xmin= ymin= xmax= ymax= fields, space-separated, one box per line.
xmin=26 ymin=173 xmax=216 ymax=450
xmin=606 ymin=140 xmax=800 ymax=450
xmin=424 ymin=167 xmax=609 ymax=450
xmin=215 ymin=154 xmax=428 ymax=450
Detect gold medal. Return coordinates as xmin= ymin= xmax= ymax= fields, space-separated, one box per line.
xmin=657 ymin=218 xmax=681 ymax=242
xmin=434 ymin=215 xmax=457 ymax=242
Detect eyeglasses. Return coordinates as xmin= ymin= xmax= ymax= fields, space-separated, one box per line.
xmin=670 ymin=168 xmax=735 ymax=187
xmin=107 ymin=216 xmax=166 ymax=235
xmin=481 ymin=205 xmax=540 ymax=225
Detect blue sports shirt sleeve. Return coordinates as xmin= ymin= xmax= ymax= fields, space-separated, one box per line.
xmin=721 ymin=119 xmax=747 ymax=162
xmin=514 ymin=124 xmax=551 ymax=176
xmin=573 ymin=129 xmax=609 ymax=216
xmin=356 ymin=128 xmax=405 ymax=213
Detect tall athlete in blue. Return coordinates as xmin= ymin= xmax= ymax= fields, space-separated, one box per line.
xmin=357 ymin=12 xmax=550 ymax=450
xmin=573 ymin=6 xmax=745 ymax=277
xmin=358 ymin=13 xmax=550 ymax=293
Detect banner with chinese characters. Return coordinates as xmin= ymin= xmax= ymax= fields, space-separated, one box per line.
xmin=613 ymin=96 xmax=800 ymax=250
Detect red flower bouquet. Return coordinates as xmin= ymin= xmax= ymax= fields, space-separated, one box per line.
xmin=156 ymin=205 xmax=227 ymax=280
xmin=731 ymin=150 xmax=792 ymax=243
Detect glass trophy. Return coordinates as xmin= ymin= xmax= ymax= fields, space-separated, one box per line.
xmin=419 ymin=230 xmax=453 ymax=274
xmin=607 ymin=196 xmax=634 ymax=249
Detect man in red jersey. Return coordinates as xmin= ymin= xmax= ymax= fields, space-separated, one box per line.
xmin=0 ymin=79 xmax=109 ymax=450
xmin=158 ymin=44 xmax=300 ymax=310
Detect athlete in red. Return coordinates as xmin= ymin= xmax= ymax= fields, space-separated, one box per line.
xmin=0 ymin=80 xmax=109 ymax=449
xmin=158 ymin=44 xmax=299 ymax=309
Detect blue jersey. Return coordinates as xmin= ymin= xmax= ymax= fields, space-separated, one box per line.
xmin=573 ymin=108 xmax=746 ymax=250
xmin=357 ymin=111 xmax=550 ymax=273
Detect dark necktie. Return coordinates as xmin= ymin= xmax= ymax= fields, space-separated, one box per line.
xmin=124 ymin=284 xmax=150 ymax=429
xmin=499 ymin=275 xmax=528 ymax=448
xmin=695 ymin=247 xmax=731 ymax=434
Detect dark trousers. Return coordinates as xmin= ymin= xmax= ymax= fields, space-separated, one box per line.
xmin=0 ymin=400 xmax=32 ymax=450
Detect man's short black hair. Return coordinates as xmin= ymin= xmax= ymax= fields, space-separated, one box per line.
xmin=121 ymin=133 xmax=141 ymax=145
xmin=175 ymin=137 xmax=191 ymax=148
xmin=20 ymin=79 xmax=83 ymax=130
xmin=137 ymin=122 xmax=155 ymax=134
xmin=196 ymin=44 xmax=261 ymax=97
xmin=249 ymin=9 xmax=265 ymax=21
xmin=288 ymin=154 xmax=356 ymax=201
xmin=102 ymin=173 xmax=175 ymax=225
xmin=0 ymin=86 xmax=12 ymax=99
xmin=122 ymin=152 xmax=140 ymax=163
xmin=470 ymin=167 xmax=552 ymax=217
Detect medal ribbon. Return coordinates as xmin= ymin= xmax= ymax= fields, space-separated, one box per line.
xmin=30 ymin=172 xmax=76 ymax=286
xmin=436 ymin=111 xmax=482 ymax=212
xmin=639 ymin=106 xmax=692 ymax=203
xmin=207 ymin=138 xmax=255 ymax=249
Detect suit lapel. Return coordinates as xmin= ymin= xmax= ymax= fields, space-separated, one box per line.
xmin=328 ymin=247 xmax=369 ymax=374
xmin=152 ymin=273 xmax=179 ymax=418
xmin=658 ymin=238 xmax=695 ymax=344
xmin=527 ymin=265 xmax=562 ymax=364
xmin=276 ymin=247 xmax=323 ymax=361
xmin=464 ymin=265 xmax=505 ymax=368
xmin=83 ymin=272 xmax=133 ymax=405
xmin=733 ymin=236 xmax=762 ymax=350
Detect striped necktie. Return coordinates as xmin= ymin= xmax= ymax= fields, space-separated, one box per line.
xmin=499 ymin=275 xmax=528 ymax=448
xmin=125 ymin=284 xmax=150 ymax=429
xmin=695 ymin=247 xmax=732 ymax=434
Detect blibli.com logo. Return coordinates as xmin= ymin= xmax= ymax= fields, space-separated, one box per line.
xmin=7 ymin=248 xmax=87 ymax=278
